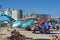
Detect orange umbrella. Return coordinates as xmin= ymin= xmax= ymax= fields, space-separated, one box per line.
xmin=39 ymin=18 xmax=46 ymax=25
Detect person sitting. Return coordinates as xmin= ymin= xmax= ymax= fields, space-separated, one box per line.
xmin=45 ymin=29 xmax=50 ymax=34
xmin=56 ymin=25 xmax=59 ymax=30
xmin=25 ymin=27 xmax=31 ymax=31
xmin=16 ymin=31 xmax=25 ymax=40
xmin=10 ymin=30 xmax=25 ymax=40
xmin=51 ymin=35 xmax=59 ymax=40
xmin=10 ymin=31 xmax=17 ymax=40
xmin=11 ymin=29 xmax=17 ymax=35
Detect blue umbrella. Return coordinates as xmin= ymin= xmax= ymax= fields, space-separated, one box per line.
xmin=12 ymin=20 xmax=22 ymax=27
xmin=21 ymin=18 xmax=35 ymax=28
xmin=0 ymin=13 xmax=14 ymax=21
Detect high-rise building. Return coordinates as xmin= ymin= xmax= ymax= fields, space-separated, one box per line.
xmin=12 ymin=9 xmax=22 ymax=20
xmin=4 ymin=8 xmax=23 ymax=20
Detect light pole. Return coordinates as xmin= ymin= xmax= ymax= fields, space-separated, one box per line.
xmin=0 ymin=5 xmax=2 ymax=27
xmin=0 ymin=5 xmax=2 ymax=11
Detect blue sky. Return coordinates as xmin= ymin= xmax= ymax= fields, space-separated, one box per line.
xmin=0 ymin=0 xmax=60 ymax=17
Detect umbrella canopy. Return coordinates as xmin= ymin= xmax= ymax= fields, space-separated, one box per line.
xmin=21 ymin=18 xmax=35 ymax=28
xmin=12 ymin=20 xmax=22 ymax=27
xmin=39 ymin=18 xmax=49 ymax=29
xmin=0 ymin=13 xmax=14 ymax=22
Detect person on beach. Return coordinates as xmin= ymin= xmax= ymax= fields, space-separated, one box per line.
xmin=16 ymin=31 xmax=25 ymax=40
xmin=11 ymin=29 xmax=17 ymax=35
xmin=56 ymin=25 xmax=59 ymax=30
xmin=10 ymin=30 xmax=17 ymax=40
xmin=51 ymin=35 xmax=59 ymax=40
xmin=10 ymin=30 xmax=25 ymax=40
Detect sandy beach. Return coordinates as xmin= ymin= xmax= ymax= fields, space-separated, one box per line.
xmin=0 ymin=27 xmax=53 ymax=40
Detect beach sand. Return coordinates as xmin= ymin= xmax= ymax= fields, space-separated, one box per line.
xmin=0 ymin=27 xmax=52 ymax=40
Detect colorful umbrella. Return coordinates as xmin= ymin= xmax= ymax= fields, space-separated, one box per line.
xmin=12 ymin=20 xmax=22 ymax=27
xmin=21 ymin=18 xmax=35 ymax=28
xmin=39 ymin=18 xmax=48 ymax=29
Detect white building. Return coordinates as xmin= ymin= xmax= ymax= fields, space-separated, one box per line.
xmin=23 ymin=13 xmax=37 ymax=18
xmin=23 ymin=13 xmax=51 ymax=21
xmin=12 ymin=9 xmax=22 ymax=20
xmin=4 ymin=8 xmax=23 ymax=20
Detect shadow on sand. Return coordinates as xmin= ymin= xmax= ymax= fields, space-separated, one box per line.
xmin=0 ymin=34 xmax=6 ymax=35
xmin=25 ymin=37 xmax=50 ymax=40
